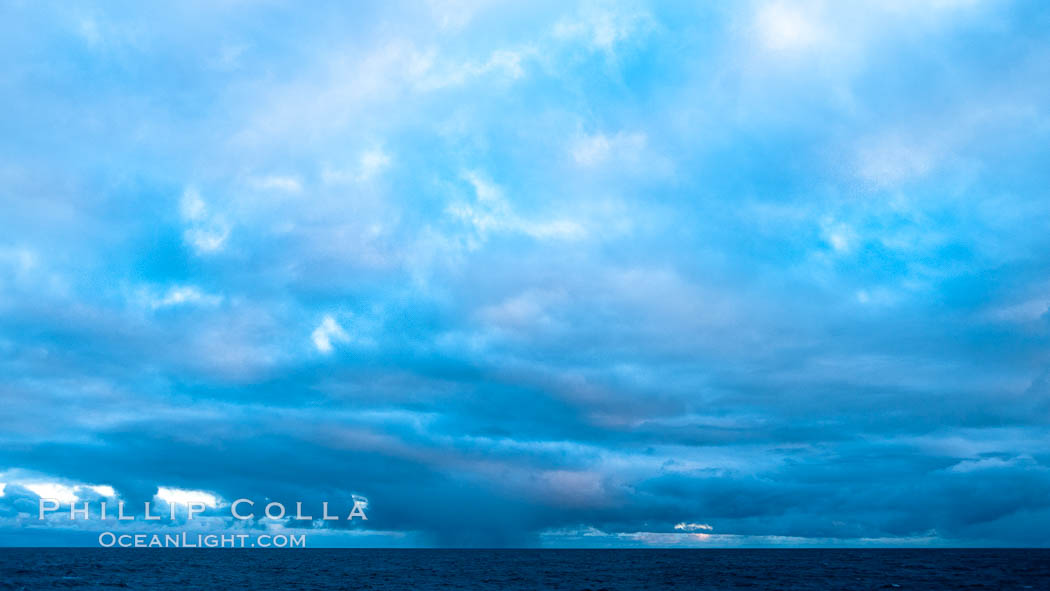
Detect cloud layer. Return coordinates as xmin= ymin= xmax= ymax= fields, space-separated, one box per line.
xmin=1 ymin=0 xmax=1050 ymax=547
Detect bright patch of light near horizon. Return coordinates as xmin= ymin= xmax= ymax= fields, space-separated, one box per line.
xmin=24 ymin=482 xmax=78 ymax=504
xmin=674 ymin=522 xmax=713 ymax=531
xmin=90 ymin=485 xmax=116 ymax=497
xmin=156 ymin=487 xmax=220 ymax=507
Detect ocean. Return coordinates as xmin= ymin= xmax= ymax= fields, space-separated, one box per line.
xmin=1 ymin=548 xmax=1047 ymax=589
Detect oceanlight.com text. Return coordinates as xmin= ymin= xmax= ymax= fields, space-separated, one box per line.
xmin=97 ymin=531 xmax=307 ymax=548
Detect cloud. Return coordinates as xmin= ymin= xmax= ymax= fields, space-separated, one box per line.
xmin=820 ymin=218 xmax=856 ymax=254
xmin=249 ymin=175 xmax=303 ymax=193
xmin=417 ymin=49 xmax=529 ymax=90
xmin=180 ymin=188 xmax=207 ymax=222
xmin=674 ymin=522 xmax=713 ymax=531
xmin=146 ymin=285 xmax=223 ymax=310
xmin=478 ymin=289 xmax=564 ymax=334
xmin=989 ymin=297 xmax=1050 ymax=324
xmin=323 ymin=148 xmax=393 ymax=184
xmin=854 ymin=133 xmax=939 ymax=187
xmin=179 ymin=188 xmax=229 ymax=254
xmin=90 ymin=485 xmax=116 ymax=497
xmin=357 ymin=149 xmax=392 ymax=180
xmin=426 ymin=0 xmax=490 ymax=31
xmin=447 ymin=171 xmax=588 ymax=245
xmin=570 ymin=131 xmax=647 ymax=167
xmin=0 ymin=246 xmax=39 ymax=283
xmin=155 ymin=486 xmax=220 ymax=507
xmin=753 ymin=2 xmax=827 ymax=52
xmin=947 ymin=456 xmax=1035 ymax=473
xmin=23 ymin=483 xmax=78 ymax=504
xmin=77 ymin=19 xmax=102 ymax=47
xmin=2 ymin=0 xmax=1050 ymax=549
xmin=312 ymin=315 xmax=351 ymax=354
xmin=184 ymin=226 xmax=228 ymax=254
xmin=552 ymin=3 xmax=654 ymax=58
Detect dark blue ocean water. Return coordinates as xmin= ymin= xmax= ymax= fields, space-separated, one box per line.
xmin=1 ymin=548 xmax=1047 ymax=590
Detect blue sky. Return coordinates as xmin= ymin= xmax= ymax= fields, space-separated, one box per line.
xmin=1 ymin=0 xmax=1050 ymax=547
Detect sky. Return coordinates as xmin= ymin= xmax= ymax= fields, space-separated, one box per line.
xmin=1 ymin=0 xmax=1049 ymax=548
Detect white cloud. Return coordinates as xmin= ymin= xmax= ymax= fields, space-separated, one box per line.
xmin=156 ymin=486 xmax=220 ymax=507
xmin=821 ymin=218 xmax=856 ymax=253
xmin=553 ymin=4 xmax=653 ymax=57
xmin=180 ymin=187 xmax=229 ymax=254
xmin=570 ymin=131 xmax=647 ymax=167
xmin=184 ymin=227 xmax=229 ymax=253
xmin=180 ymin=187 xmax=207 ymax=222
xmin=182 ymin=305 xmax=285 ymax=378
xmin=674 ymin=522 xmax=714 ymax=531
xmin=880 ymin=0 xmax=985 ymax=19
xmin=17 ymin=481 xmax=117 ymax=503
xmin=209 ymin=43 xmax=248 ymax=71
xmin=323 ymin=148 xmax=392 ymax=184
xmin=543 ymin=527 xmax=718 ymax=546
xmin=448 ymin=171 xmax=588 ymax=245
xmin=947 ymin=456 xmax=1031 ymax=473
xmin=571 ymin=133 xmax=613 ymax=166
xmin=78 ymin=19 xmax=101 ymax=47
xmin=746 ymin=0 xmax=987 ymax=71
xmin=0 ymin=245 xmax=40 ymax=285
xmin=855 ymin=134 xmax=938 ymax=187
xmin=518 ymin=219 xmax=587 ymax=240
xmin=479 ymin=289 xmax=565 ymax=334
xmin=312 ymin=314 xmax=351 ymax=354
xmin=855 ymin=287 xmax=900 ymax=307
xmin=249 ymin=175 xmax=303 ymax=193
xmin=358 ymin=149 xmax=392 ymax=180
xmin=754 ymin=2 xmax=827 ymax=52
xmin=989 ymin=297 xmax=1050 ymax=323
xmin=231 ymin=30 xmax=538 ymax=149
xmin=0 ymin=483 xmax=5 ymax=497
xmin=484 ymin=49 xmax=526 ymax=79
xmin=90 ymin=485 xmax=116 ymax=497
xmin=24 ymin=482 xmax=78 ymax=504
xmin=462 ymin=171 xmax=504 ymax=202
xmin=413 ymin=48 xmax=530 ymax=91
xmin=426 ymin=0 xmax=491 ymax=30
xmin=149 ymin=285 xmax=223 ymax=310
